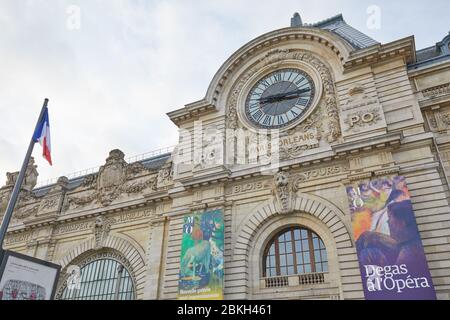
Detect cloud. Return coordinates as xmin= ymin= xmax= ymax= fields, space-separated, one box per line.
xmin=0 ymin=0 xmax=449 ymax=186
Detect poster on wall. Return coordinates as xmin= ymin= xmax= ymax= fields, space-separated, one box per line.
xmin=346 ymin=176 xmax=436 ymax=300
xmin=0 ymin=250 xmax=61 ymax=300
xmin=178 ymin=209 xmax=224 ymax=300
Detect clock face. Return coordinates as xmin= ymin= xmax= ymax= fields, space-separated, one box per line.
xmin=245 ymin=68 xmax=316 ymax=129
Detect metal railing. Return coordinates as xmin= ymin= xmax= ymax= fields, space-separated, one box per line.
xmin=35 ymin=145 xmax=176 ymax=188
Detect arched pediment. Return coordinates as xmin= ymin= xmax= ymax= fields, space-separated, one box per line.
xmin=204 ymin=27 xmax=354 ymax=106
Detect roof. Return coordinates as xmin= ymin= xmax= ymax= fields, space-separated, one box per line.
xmin=409 ymin=32 xmax=450 ymax=70
xmin=305 ymin=14 xmax=379 ymax=49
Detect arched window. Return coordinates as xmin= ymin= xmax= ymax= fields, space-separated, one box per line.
xmin=60 ymin=259 xmax=135 ymax=300
xmin=263 ymin=227 xmax=328 ymax=277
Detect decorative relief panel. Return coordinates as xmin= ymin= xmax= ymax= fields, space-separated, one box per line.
xmin=63 ymin=149 xmax=171 ymax=212
xmin=425 ymin=106 xmax=450 ymax=133
xmin=339 ymin=85 xmax=387 ymax=139
xmin=422 ymin=83 xmax=450 ymax=99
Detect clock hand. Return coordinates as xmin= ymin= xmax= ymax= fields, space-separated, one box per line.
xmin=259 ymin=88 xmax=311 ymax=104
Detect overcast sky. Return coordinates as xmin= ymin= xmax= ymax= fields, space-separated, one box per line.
xmin=0 ymin=0 xmax=449 ymax=187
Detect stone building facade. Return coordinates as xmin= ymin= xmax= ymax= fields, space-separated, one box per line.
xmin=1 ymin=14 xmax=450 ymax=300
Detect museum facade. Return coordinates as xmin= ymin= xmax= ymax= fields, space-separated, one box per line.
xmin=1 ymin=13 xmax=450 ymax=300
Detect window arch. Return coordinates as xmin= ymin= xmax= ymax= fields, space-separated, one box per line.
xmin=263 ymin=227 xmax=328 ymax=277
xmin=60 ymin=259 xmax=135 ymax=300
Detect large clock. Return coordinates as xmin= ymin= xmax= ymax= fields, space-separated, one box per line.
xmin=245 ymin=68 xmax=316 ymax=129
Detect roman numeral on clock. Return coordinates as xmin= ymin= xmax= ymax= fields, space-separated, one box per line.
xmin=252 ymin=109 xmax=264 ymax=122
xmin=274 ymin=73 xmax=282 ymax=82
xmin=263 ymin=115 xmax=272 ymax=126
xmin=297 ymin=98 xmax=309 ymax=106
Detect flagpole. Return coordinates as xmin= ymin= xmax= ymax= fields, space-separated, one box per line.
xmin=0 ymin=98 xmax=49 ymax=250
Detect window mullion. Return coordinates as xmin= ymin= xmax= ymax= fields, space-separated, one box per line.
xmin=274 ymin=237 xmax=280 ymax=276
xmin=290 ymin=229 xmax=298 ymax=275
xmin=308 ymin=230 xmax=316 ymax=273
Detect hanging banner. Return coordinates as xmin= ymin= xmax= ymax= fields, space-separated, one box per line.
xmin=178 ymin=209 xmax=224 ymax=300
xmin=346 ymin=176 xmax=436 ymax=300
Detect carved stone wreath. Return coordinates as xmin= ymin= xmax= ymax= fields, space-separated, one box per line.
xmin=226 ymin=49 xmax=341 ymax=144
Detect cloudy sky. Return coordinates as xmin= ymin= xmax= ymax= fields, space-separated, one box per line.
xmin=0 ymin=0 xmax=449 ymax=186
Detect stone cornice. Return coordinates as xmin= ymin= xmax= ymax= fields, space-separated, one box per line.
xmin=333 ymin=132 xmax=402 ymax=156
xmin=343 ymin=36 xmax=416 ymax=72
xmin=167 ymin=100 xmax=217 ymax=126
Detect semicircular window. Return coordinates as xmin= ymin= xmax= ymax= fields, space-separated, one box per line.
xmin=60 ymin=259 xmax=135 ymax=300
xmin=263 ymin=227 xmax=328 ymax=277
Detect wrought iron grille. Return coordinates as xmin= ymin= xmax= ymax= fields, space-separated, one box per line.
xmin=60 ymin=259 xmax=135 ymax=300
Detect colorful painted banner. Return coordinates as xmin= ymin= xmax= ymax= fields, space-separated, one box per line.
xmin=178 ymin=209 xmax=224 ymax=300
xmin=346 ymin=176 xmax=436 ymax=300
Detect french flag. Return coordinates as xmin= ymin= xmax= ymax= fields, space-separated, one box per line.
xmin=32 ymin=106 xmax=52 ymax=165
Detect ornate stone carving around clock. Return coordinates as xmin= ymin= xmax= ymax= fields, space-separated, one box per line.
xmin=227 ymin=49 xmax=341 ymax=144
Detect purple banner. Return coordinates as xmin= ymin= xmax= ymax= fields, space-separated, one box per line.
xmin=346 ymin=176 xmax=436 ymax=300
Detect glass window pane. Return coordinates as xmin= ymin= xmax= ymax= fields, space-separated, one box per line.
xmin=301 ymin=229 xmax=308 ymax=239
xmin=302 ymin=240 xmax=309 ymax=250
xmin=287 ymin=266 xmax=295 ymax=275
xmin=304 ymin=264 xmax=311 ymax=273
xmin=316 ymin=264 xmax=322 ymax=272
xmin=294 ymin=229 xmax=301 ymax=240
xmin=286 ymin=241 xmax=292 ymax=253
xmin=315 ymin=250 xmax=321 ymax=262
xmin=313 ymin=238 xmax=319 ymax=249
xmin=303 ymin=252 xmax=310 ymax=264
xmin=285 ymin=231 xmax=291 ymax=241
xmin=280 ymin=255 xmax=286 ymax=266
xmin=278 ymin=233 xmax=285 ymax=242
xmin=279 ymin=243 xmax=285 ymax=254
xmin=287 ymin=254 xmax=293 ymax=266
xmin=321 ymin=250 xmax=328 ymax=262
xmin=269 ymin=244 xmax=275 ymax=255
xmin=295 ymin=240 xmax=301 ymax=252
xmin=270 ymin=255 xmax=276 ymax=266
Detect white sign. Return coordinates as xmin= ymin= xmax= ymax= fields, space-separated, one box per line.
xmin=0 ymin=251 xmax=60 ymax=300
